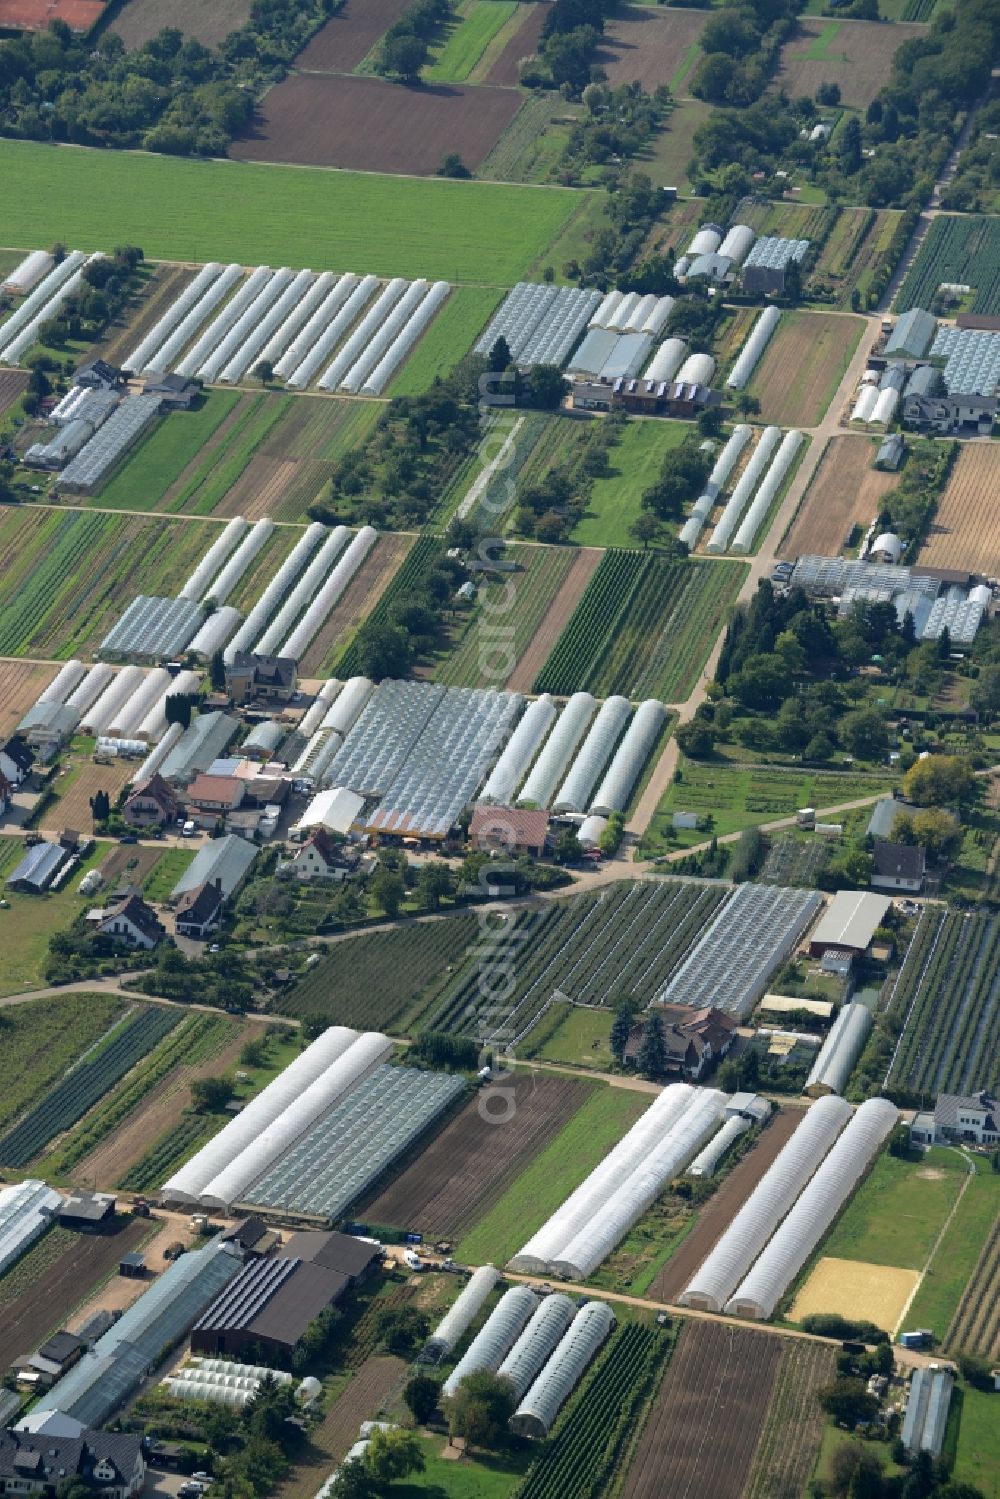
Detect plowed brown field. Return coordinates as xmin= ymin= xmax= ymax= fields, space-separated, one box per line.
xmin=296 ymin=0 xmax=412 ymax=72
xmin=779 ymin=435 xmax=902 ymax=561
xmin=486 ymin=0 xmax=547 ymax=85
xmin=49 ymin=759 xmax=135 ymax=835
xmin=918 ymin=444 xmax=1000 ymax=576
xmin=0 ymin=659 xmax=56 ymax=740
xmin=749 ymin=311 xmax=864 ymax=427
xmin=274 ymin=1356 xmax=407 ymax=1499
xmin=230 ymin=74 xmax=523 ymax=175
xmin=0 ymin=368 xmax=28 ymax=417
xmin=110 ymin=0 xmax=252 ymax=49
xmin=621 ymin=1320 xmax=784 ymax=1499
xmin=362 ymin=1072 xmax=593 ymax=1238
xmin=595 ymin=6 xmax=708 ymax=92
xmin=775 ymin=19 xmax=927 ymax=109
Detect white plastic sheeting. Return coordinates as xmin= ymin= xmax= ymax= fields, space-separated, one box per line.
xmin=285 ymin=276 xmax=377 ymax=389
xmin=480 ymin=694 xmax=557 ymax=804
xmin=37 ymin=660 xmax=86 ymax=706
xmin=361 ymin=281 xmax=451 ymax=395
xmin=175 ymin=266 xmax=273 ymax=379
xmin=730 ymin=429 xmax=804 ymax=553
xmin=124 ymin=263 xmax=223 ymax=373
xmin=320 ymin=676 xmax=374 ymax=738
xmin=605 ymin=292 xmax=642 ymax=332
xmin=317 ymin=280 xmax=408 ymax=391
xmin=851 ymin=384 xmax=879 ymax=423
xmin=577 ymin=814 xmax=607 ymax=848
xmin=624 ymin=294 xmax=658 ymax=333
xmin=138 ymin=669 xmax=201 ymax=742
xmin=589 ymin=289 xmax=624 ymax=327
xmin=178 ymin=518 xmax=250 ymax=602
xmin=339 ymin=280 xmax=428 ymax=392
xmin=424 ymin=1264 xmax=500 ymax=1357
xmin=510 ymin=1085 xmax=694 ymax=1274
xmin=160 ymin=1026 xmax=362 ymax=1202
xmin=510 ymin=1302 xmax=616 ymax=1438
xmin=679 ymin=424 xmax=752 ymax=549
xmin=706 ymin=425 xmax=781 ymax=553
xmin=679 ymin=1094 xmax=852 ymax=1311
xmin=718 ymin=224 xmax=755 ymax=265
xmin=552 ymin=695 xmax=631 ymax=814
xmin=223 ymin=523 xmax=326 ymax=663
xmin=200 ymin=269 xmax=297 ymax=383
xmin=687 ymin=1114 xmax=753 ymax=1178
xmin=218 ymin=268 xmax=316 ymax=383
xmin=65 ymin=662 xmax=115 ymax=716
xmin=806 ymin=1002 xmax=874 ymax=1096
xmin=1 ymin=253 xmax=103 ymax=366
xmin=298 ymin=679 xmax=342 ymax=739
xmin=551 ymin=1089 xmax=728 ymax=1280
xmin=640 ymin=296 xmax=675 ymax=339
xmin=643 ymin=337 xmax=687 ymax=385
xmin=0 ymin=251 xmax=87 ymax=359
xmin=203 ymin=519 xmax=275 ymax=606
xmin=291 ymin=728 xmax=343 ymax=783
xmin=675 ymin=351 xmax=716 ymax=386
xmin=281 ymin=528 xmax=378 ymax=661
xmin=497 ymin=1294 xmax=576 ymax=1400
xmin=146 ymin=264 xmax=245 ymax=376
xmin=3 ymin=249 xmax=54 ymax=296
xmin=589 ymin=699 xmax=666 ymax=815
xmin=107 ymin=666 xmax=172 ymax=739
xmin=442 ymin=1286 xmax=539 ymax=1398
xmin=726 ymin=1098 xmax=898 ymax=1318
xmin=80 ymin=665 xmax=145 ymax=735
xmin=726 ymin=306 xmax=780 ymax=390
xmin=133 ymin=721 xmax=184 ymax=785
xmin=0 ymin=1179 xmax=63 ymax=1278
xmin=687 ymin=226 xmax=723 ymax=257
xmin=255 ymin=526 xmax=350 ymax=654
xmin=871 ymin=387 xmax=900 ymax=426
xmin=187 ymin=606 xmax=243 ymax=660
xmin=517 ymin=693 xmax=597 ymax=808
xmin=201 ymin=1031 xmax=393 ymax=1210
xmin=256 ymin=271 xmax=337 ymax=370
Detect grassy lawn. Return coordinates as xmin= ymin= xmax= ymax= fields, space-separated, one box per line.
xmin=0 ymin=993 xmax=126 ymax=1133
xmin=388 ymin=286 xmax=504 ymax=397
xmin=642 ymin=99 xmax=714 ymax=191
xmin=814 ymin=1428 xmax=905 ymax=1491
xmin=393 ymin=1435 xmax=531 ymax=1497
xmin=953 ymin=1385 xmax=1000 ymax=1499
xmin=94 ymin=391 xmax=241 ymax=510
xmin=455 ymin=1083 xmax=650 ymax=1266
xmin=426 ymin=0 xmax=518 ymax=81
xmin=536 ymin=1004 xmax=616 ymax=1071
xmin=142 ymin=847 xmax=196 ymax=902
xmin=820 ymin=1148 xmax=968 ymax=1270
xmin=0 ymin=140 xmax=582 ymax=285
xmin=570 ymin=419 xmax=689 ymax=548
xmin=0 ymin=841 xmax=106 ymax=996
xmin=904 ymin=1161 xmax=1000 ymax=1341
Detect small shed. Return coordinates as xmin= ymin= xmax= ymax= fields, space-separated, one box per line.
xmin=875 ymin=434 xmax=904 ymax=471
xmin=885 ymin=308 xmax=936 ymax=360
xmin=119 ymin=1252 xmax=146 ymax=1279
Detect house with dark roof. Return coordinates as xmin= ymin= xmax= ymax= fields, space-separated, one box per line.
xmin=470 ymin=804 xmax=550 ymax=858
xmin=122 ymin=773 xmax=181 ymax=829
xmin=76 ymin=359 xmax=121 ymax=391
xmin=0 ymin=1428 xmax=144 ymax=1498
xmin=902 ymin=392 xmax=997 ymax=436
xmin=0 ymin=768 xmax=12 ymax=816
xmin=225 ymin=653 xmax=297 ymax=707
xmin=58 ymin=1192 xmax=116 ymax=1230
xmin=624 ymin=1005 xmax=737 ymax=1079
xmin=0 ymin=737 xmax=34 ymax=787
xmin=141 ymin=373 xmax=199 ymax=409
xmin=871 ymin=840 xmax=926 ymax=893
xmin=12 ymin=1331 xmax=85 ymax=1387
xmin=290 ymin=828 xmax=356 ymax=883
xmin=96 ymin=895 xmax=166 ymax=950
xmin=173 ymin=881 xmax=226 ymax=940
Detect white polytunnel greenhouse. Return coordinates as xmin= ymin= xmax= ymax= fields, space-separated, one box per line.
xmin=297 ymin=679 xmax=342 ymax=739
xmin=317 ymin=279 xmax=408 ymax=391
xmin=640 ymin=295 xmax=675 ymax=338
xmin=687 ymin=224 xmax=723 ymax=257
xmin=726 ymin=306 xmax=780 ymax=390
xmin=3 ymin=254 xmax=104 ymax=367
xmin=552 ymin=696 xmax=632 ymax=814
xmin=851 ymin=384 xmax=879 ymax=423
xmin=687 ymin=1113 xmax=754 ymax=1179
xmin=441 ymin=1286 xmax=539 ymax=1398
xmin=198 ymin=1031 xmax=393 ymax=1210
xmin=577 ymin=814 xmax=607 ymax=848
xmin=0 ymin=250 xmax=88 ymax=361
xmin=675 ymin=351 xmax=716 ymax=386
xmin=65 ymin=663 xmax=115 ymax=716
xmin=589 ymin=699 xmax=667 ymax=816
xmin=256 ymin=271 xmax=338 ymax=369
xmin=174 ymin=265 xmax=273 ymax=379
xmin=718 ymin=224 xmax=755 ymax=265
xmin=496 ymin=1294 xmax=576 ymax=1400
xmin=3 ymin=248 xmax=54 ymax=296
xmin=291 ymin=728 xmax=343 ymax=783
xmin=362 ymin=281 xmax=451 ymax=396
xmin=0 ymin=1179 xmax=63 ymax=1279
xmin=142 ymin=264 xmax=244 ymax=376
xmin=217 ymin=268 xmax=316 ymax=384
xmin=590 ymin=288 xmax=624 ymax=327
xmin=124 ymin=262 xmax=224 ymax=373
xmin=643 ymin=337 xmax=688 ymax=385
xmin=510 ymin=1084 xmax=694 ymax=1274
xmin=280 ymin=527 xmax=378 ymax=661
xmin=188 ymin=606 xmax=243 ymax=660
xmin=551 ymin=1089 xmax=728 ymax=1281
xmin=80 ymin=665 xmax=145 ymax=736
xmin=510 ymin=1301 xmax=616 ymax=1439
xmin=730 ymin=429 xmax=804 ymax=554
xmin=424 ymin=1265 xmax=500 ymax=1358
xmin=624 ymin=294 xmax=658 ymax=333
xmin=178 ymin=517 xmax=250 ymax=602
xmin=160 ymin=1026 xmax=362 ymax=1202
xmin=605 ymin=291 xmax=642 ymax=332
xmin=870 ymin=387 xmax=900 ymax=426
xmin=203 ymin=519 xmax=275 ymax=606
xmin=107 ymin=666 xmax=171 ymax=739
xmin=37 ymin=659 xmax=86 ymax=706
xmin=679 ymin=1093 xmax=853 ymax=1311
xmin=200 ymin=268 xmax=299 ymax=382
xmin=255 ymin=526 xmax=350 ymax=654
xmin=284 ymin=275 xmax=377 ymax=388
xmin=507 ymin=692 xmax=571 ymax=781
xmin=806 ymin=1002 xmax=873 ymax=1097
xmin=480 ymin=694 xmax=557 ymax=804
xmin=138 ymin=670 xmax=201 ymax=742
xmin=726 ymin=1098 xmax=898 ymax=1319
xmin=706 ymin=425 xmax=781 ymax=553
xmin=679 ymin=424 xmax=752 ymax=549
xmin=320 ymin=676 xmax=374 ymax=737
xmin=340 ymin=280 xmax=429 ymax=393
xmin=134 ymin=721 xmax=184 ymax=784
xmin=223 ymin=523 xmax=326 ymax=663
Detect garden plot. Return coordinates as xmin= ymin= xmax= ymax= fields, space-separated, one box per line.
xmin=0 ymin=659 xmax=56 ymax=739
xmin=294 ymin=0 xmax=412 ymax=71
xmin=743 ymin=1340 xmax=838 ymax=1499
xmin=0 ymin=368 xmax=28 ymax=418
xmin=946 ymin=1212 xmax=1000 ymax=1359
xmin=896 ymin=214 xmax=1000 ymax=317
xmin=918 ymin=444 xmax=1000 ymax=576
xmin=775 ymin=19 xmax=927 ymax=109
xmin=505 ymin=549 xmax=601 ymax=693
xmin=747 ymin=311 xmax=864 ymax=427
xmin=779 ymin=435 xmax=902 ymax=561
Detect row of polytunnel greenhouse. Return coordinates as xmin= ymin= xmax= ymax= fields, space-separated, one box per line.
xmin=704 ymin=425 xmax=803 ymax=554
xmin=680 ymin=1096 xmax=897 ymax=1318
xmin=56 ymin=661 xmax=201 ymax=742
xmin=0 ymin=250 xmax=97 ymax=365
xmin=116 ymin=260 xmax=450 ymax=391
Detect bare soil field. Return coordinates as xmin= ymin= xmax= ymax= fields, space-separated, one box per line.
xmin=301 ymin=532 xmax=416 ymax=676
xmin=775 ymin=18 xmax=927 ymax=109
xmin=486 ymin=0 xmax=547 ymax=85
xmin=362 ymin=1073 xmax=593 ymax=1239
xmin=296 ymin=0 xmax=412 ymax=72
xmin=109 ymin=0 xmax=253 ymax=49
xmin=99 ymin=843 xmax=162 ymax=886
xmin=744 ymin=1340 xmax=838 ymax=1499
xmin=779 ymin=435 xmax=902 ymax=561
xmin=918 ymin=444 xmax=1000 ymax=576
xmin=94 ymin=263 xmax=193 ymax=369
xmin=648 ymin=1110 xmax=801 ymax=1303
xmin=0 ymin=0 xmax=104 ymax=27
xmin=595 ymin=6 xmax=708 ymax=92
xmin=0 ymin=659 xmax=56 ymax=740
xmin=0 ymin=368 xmax=28 ymax=418
xmin=749 ymin=310 xmax=864 ymax=427
xmin=49 ymin=758 xmax=135 ymax=835
xmin=0 ymin=1217 xmax=149 ymax=1359
xmin=620 ymin=1320 xmax=784 ymax=1499
xmin=506 ymin=547 xmax=602 ymax=691
xmin=274 ymin=1356 xmax=407 ymax=1499
xmin=230 ymin=74 xmax=523 ymax=175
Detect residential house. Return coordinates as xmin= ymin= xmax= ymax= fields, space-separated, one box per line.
xmin=122 ymin=773 xmax=182 ymax=829
xmin=289 ymin=829 xmax=354 ymax=882
xmin=96 ymin=894 xmax=166 ymax=950
xmin=469 ymin=804 xmax=549 ymax=858
xmin=902 ymin=392 xmax=997 ymax=436
xmin=76 ymin=359 xmax=121 ymax=391
xmin=0 ymin=1428 xmax=144 ymax=1498
xmin=141 ymin=372 xmax=199 ymax=409
xmin=624 ymin=1004 xmax=737 ymax=1079
xmin=186 ymin=774 xmax=246 ymax=829
xmin=911 ymin=1090 xmax=998 ymax=1147
xmin=0 ymin=768 xmax=12 ymax=816
xmin=12 ymin=1331 xmax=85 ymax=1389
xmin=0 ymin=738 xmax=34 ymax=787
xmin=173 ymin=882 xmax=225 ymax=940
xmin=225 ymin=653 xmax=297 ymax=707
xmin=871 ymin=840 xmax=926 ymax=893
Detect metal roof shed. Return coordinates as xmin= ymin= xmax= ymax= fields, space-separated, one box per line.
xmin=885 ymin=308 xmax=936 ymax=359
xmin=169 ymin=833 xmax=258 ymax=902
xmin=809 ymin=891 xmax=892 ymax=955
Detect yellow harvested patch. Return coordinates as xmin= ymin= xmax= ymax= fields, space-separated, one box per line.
xmin=791 ymin=1257 xmax=921 ymax=1333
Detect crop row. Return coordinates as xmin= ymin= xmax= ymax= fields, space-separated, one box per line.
xmin=586 ymin=563 xmax=691 ymax=699
xmin=946 ymin=1214 xmax=1000 ymax=1359
xmin=335 ymin=535 xmax=446 ymax=676
xmin=118 ymin=1112 xmax=217 ymax=1193
xmin=743 ymin=1341 xmax=836 ymax=1499
xmin=0 ymin=1006 xmax=181 ymax=1167
xmin=517 ymin=1324 xmax=670 ymax=1499
xmin=533 ymin=549 xmax=651 ymax=695
xmin=884 ymin=906 xmax=945 ymax=1025
xmin=897 ymin=214 xmax=1000 ymax=316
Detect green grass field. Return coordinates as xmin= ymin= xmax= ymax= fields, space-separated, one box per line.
xmin=426 ymin=0 xmax=517 ymax=81
xmin=94 ymin=391 xmax=241 ymax=510
xmin=388 ymin=285 xmax=504 ymax=397
xmin=0 ymin=992 xmax=126 ymax=1132
xmin=953 ymin=1386 xmax=1000 ymax=1499
xmin=393 ymin=1437 xmax=532 ymax=1498
xmin=142 ymin=848 xmax=196 ymax=902
xmin=536 ymin=1004 xmax=616 ymax=1071
xmin=904 ymin=1162 xmax=1000 ymax=1340
xmin=455 ymin=1083 xmax=649 ymax=1265
xmin=0 ymin=842 xmax=107 ymax=995
xmin=0 ymin=140 xmax=582 ymax=285
xmin=571 ymin=420 xmax=690 ymax=547
xmin=820 ymin=1148 xmax=968 ymax=1270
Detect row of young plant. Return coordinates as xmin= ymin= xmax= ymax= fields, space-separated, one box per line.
xmin=946 ymin=1214 xmax=1000 ymax=1357
xmin=533 ymin=549 xmax=651 ymax=695
xmin=585 ymin=562 xmax=701 ymax=702
xmin=931 ymin=914 xmax=1000 ymax=1097
xmin=118 ymin=1113 xmax=216 ymax=1194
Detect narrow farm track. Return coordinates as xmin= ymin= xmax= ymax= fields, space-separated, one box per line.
xmin=273 ymin=1356 xmax=407 ymax=1499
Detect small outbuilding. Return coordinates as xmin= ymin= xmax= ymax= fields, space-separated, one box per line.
xmin=58 ymin=1192 xmax=116 ymax=1230
xmin=809 ymin=891 xmax=892 ymax=957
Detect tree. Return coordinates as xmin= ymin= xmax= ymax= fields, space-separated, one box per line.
xmin=355 ymin=619 xmax=413 ymax=681
xmin=448 ymin=1371 xmax=516 ymax=1451
xmin=839 ymin=115 xmax=862 ymax=174
xmin=629 ymin=511 xmax=661 ymax=550
xmin=329 ymin=1459 xmax=375 ymax=1499
xmin=438 ymin=152 xmax=471 ymax=178
xmin=364 ymin=1428 xmax=425 ymax=1483
xmin=89 ymin=788 xmax=111 ymax=823
xmin=164 ymin=692 xmax=192 ymax=729
xmin=417 ymin=859 xmax=453 ymax=911
xmin=555 ymin=826 xmax=582 ymax=863
xmin=371 ymin=868 xmax=405 ymax=919
xmin=488 ymin=335 xmax=512 ymax=373
xmin=252 ymin=359 xmax=274 ymax=385
xmin=190 ymin=1075 xmax=235 ymax=1112
xmin=675 ymin=718 xmax=715 ymax=758
xmin=697 ymin=405 xmax=725 ymax=437
xmin=210 ymin=649 xmax=227 ymax=692
xmin=818 ymin=1378 xmax=880 ymax=1427
xmin=902 ymin=754 xmax=975 ymax=807
xmin=377 ymin=1304 xmax=429 ymax=1357
xmin=381 ymin=31 xmax=427 ymax=81
xmin=970 ymin=663 xmax=1000 ymax=716
xmin=404 ymin=1373 xmax=441 ymax=1425
xmin=610 ymin=1000 xmax=633 ymax=1062
xmin=896 ymin=807 xmax=961 ymax=862
xmin=527 ymin=364 xmax=569 ymax=409
xmin=636 ymin=1013 xmax=667 ymax=1078
xmin=841 ymin=708 xmax=888 ymax=762
xmin=735 ymin=391 xmax=761 ymax=417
